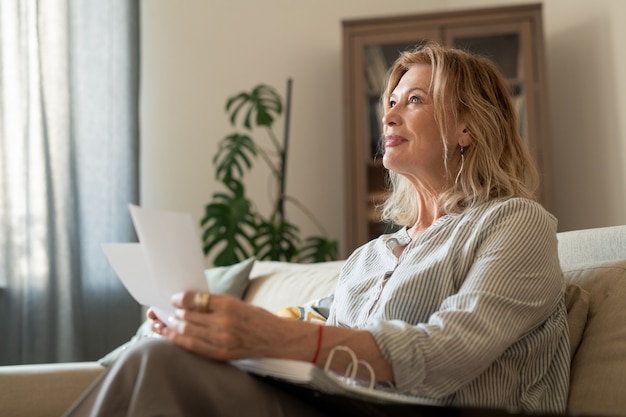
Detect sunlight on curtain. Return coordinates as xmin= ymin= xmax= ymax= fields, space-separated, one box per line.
xmin=0 ymin=0 xmax=141 ymax=365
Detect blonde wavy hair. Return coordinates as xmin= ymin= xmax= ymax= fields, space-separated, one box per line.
xmin=380 ymin=42 xmax=539 ymax=227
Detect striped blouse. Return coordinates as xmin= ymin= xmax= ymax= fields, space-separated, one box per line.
xmin=326 ymin=198 xmax=570 ymax=414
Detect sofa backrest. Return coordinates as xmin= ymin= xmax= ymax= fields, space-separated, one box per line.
xmin=245 ymin=260 xmax=343 ymax=312
xmin=563 ymin=259 xmax=626 ymax=417
xmin=557 ymin=224 xmax=626 ymax=267
xmin=557 ymin=224 xmax=626 ymax=417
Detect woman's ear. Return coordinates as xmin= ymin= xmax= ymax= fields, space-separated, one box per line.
xmin=458 ymin=124 xmax=472 ymax=147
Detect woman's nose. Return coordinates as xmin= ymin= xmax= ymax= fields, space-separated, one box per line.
xmin=382 ymin=107 xmax=400 ymax=126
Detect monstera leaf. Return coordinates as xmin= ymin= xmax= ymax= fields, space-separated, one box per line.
xmin=201 ymin=179 xmax=258 ymax=266
xmin=297 ymin=236 xmax=339 ymax=263
xmin=226 ymin=84 xmax=282 ymax=129
xmin=254 ymin=218 xmax=300 ymax=262
xmin=214 ymin=133 xmax=257 ymax=182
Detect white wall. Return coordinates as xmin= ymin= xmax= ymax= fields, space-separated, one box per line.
xmin=140 ymin=0 xmax=626 ymax=261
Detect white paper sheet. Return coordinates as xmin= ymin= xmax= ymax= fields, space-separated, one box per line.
xmin=102 ymin=205 xmax=208 ymax=323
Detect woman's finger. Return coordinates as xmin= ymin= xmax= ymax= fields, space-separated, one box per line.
xmin=163 ymin=315 xmax=232 ymax=356
xmin=171 ymin=291 xmax=214 ymax=311
xmin=146 ymin=307 xmax=167 ymax=335
xmin=171 ymin=296 xmax=241 ymax=329
xmin=146 ymin=307 xmax=160 ymax=320
xmin=151 ymin=320 xmax=166 ymax=335
xmin=167 ymin=315 xmax=207 ymax=337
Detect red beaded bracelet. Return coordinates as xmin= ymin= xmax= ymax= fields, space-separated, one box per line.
xmin=312 ymin=323 xmax=324 ymax=364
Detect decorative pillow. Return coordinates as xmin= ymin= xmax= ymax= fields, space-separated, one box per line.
xmin=204 ymin=256 xmax=256 ymax=298
xmin=275 ymin=294 xmax=334 ymax=323
xmin=564 ymin=283 xmax=590 ymax=361
xmin=561 ymin=259 xmax=626 ymax=416
xmin=98 ymin=257 xmax=256 ymax=367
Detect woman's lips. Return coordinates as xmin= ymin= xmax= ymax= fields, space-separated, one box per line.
xmin=384 ymin=135 xmax=407 ymax=147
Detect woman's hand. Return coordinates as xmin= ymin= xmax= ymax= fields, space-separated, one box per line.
xmin=151 ymin=291 xmax=395 ymax=382
xmin=155 ymin=291 xmax=302 ymax=361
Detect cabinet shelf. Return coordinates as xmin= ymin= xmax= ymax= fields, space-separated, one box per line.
xmin=342 ymin=3 xmax=551 ymax=256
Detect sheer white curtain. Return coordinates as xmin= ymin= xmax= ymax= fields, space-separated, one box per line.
xmin=0 ymin=0 xmax=141 ymax=364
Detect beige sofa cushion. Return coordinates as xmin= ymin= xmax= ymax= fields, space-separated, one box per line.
xmin=562 ymin=259 xmax=626 ymax=417
xmin=245 ymin=260 xmax=343 ymax=312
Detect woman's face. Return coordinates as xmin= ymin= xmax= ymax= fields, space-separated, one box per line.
xmin=382 ymin=64 xmax=462 ymax=189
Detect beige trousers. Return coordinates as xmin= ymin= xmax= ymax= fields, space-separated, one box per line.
xmin=62 ymin=338 xmax=328 ymax=417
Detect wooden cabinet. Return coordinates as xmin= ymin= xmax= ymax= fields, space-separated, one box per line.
xmin=341 ymin=3 xmax=550 ymax=256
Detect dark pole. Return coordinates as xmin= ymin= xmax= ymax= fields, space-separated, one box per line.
xmin=278 ymin=78 xmax=292 ymax=223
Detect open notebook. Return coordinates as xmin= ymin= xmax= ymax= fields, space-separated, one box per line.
xmin=232 ymin=346 xmax=435 ymax=406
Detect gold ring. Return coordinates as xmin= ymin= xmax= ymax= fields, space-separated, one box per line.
xmin=193 ymin=292 xmax=211 ymax=311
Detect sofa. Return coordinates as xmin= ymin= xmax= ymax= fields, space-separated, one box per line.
xmin=1 ymin=224 xmax=625 ymax=417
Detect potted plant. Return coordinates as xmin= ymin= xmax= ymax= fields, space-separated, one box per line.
xmin=201 ymin=79 xmax=338 ymax=266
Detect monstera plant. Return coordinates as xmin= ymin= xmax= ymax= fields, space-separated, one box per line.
xmin=201 ymin=79 xmax=338 ymax=266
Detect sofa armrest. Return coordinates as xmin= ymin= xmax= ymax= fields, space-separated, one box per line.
xmin=0 ymin=362 xmax=103 ymax=417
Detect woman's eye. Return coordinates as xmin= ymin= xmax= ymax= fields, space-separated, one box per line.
xmin=389 ymin=100 xmax=397 ymax=108
xmin=409 ymin=96 xmax=421 ymax=103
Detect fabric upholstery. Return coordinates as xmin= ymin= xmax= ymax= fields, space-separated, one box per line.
xmin=557 ymin=225 xmax=626 ymax=266
xmin=563 ymin=283 xmax=590 ymax=361
xmin=562 ymin=259 xmax=626 ymax=417
xmin=0 ymin=362 xmax=103 ymax=417
xmin=245 ymin=260 xmax=344 ymax=312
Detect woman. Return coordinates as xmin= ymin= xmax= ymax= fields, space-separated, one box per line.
xmin=64 ymin=43 xmax=569 ymax=416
